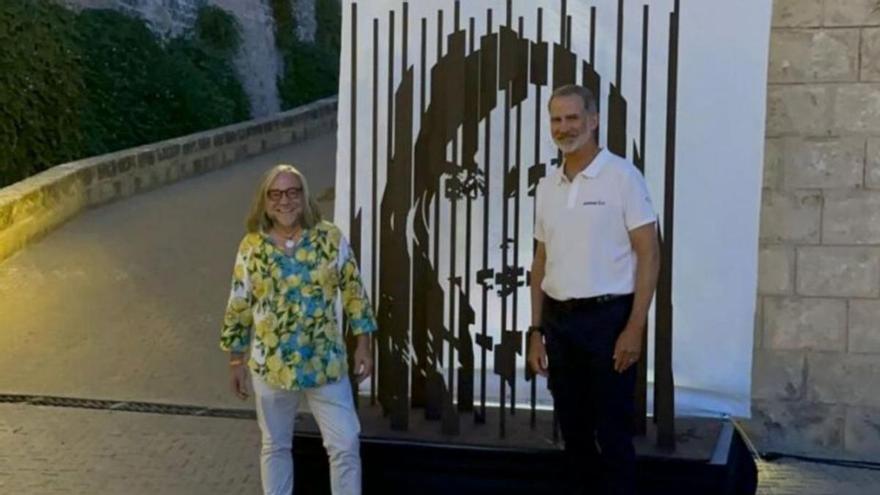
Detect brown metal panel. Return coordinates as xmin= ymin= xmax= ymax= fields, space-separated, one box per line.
xmin=479 ymin=32 xmax=497 ymax=119
xmin=378 ymin=68 xmax=414 ymax=432
xmin=445 ymin=30 xmax=467 ymax=137
xmin=499 ymin=26 xmax=518 ymax=89
xmin=530 ymin=40 xmax=548 ymax=86
xmin=552 ymin=43 xmax=576 ymax=89
xmin=511 ymin=34 xmax=529 ymax=106
xmin=607 ymin=84 xmax=627 ymax=157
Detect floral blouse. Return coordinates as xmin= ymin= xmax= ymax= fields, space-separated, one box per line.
xmin=220 ymin=221 xmax=377 ymax=390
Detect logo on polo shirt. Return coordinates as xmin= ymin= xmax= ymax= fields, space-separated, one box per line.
xmin=582 ymin=200 xmax=606 ymax=206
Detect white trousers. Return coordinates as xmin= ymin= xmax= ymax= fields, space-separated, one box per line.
xmin=252 ymin=375 xmax=362 ymax=495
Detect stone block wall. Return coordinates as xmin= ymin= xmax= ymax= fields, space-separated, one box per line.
xmin=748 ymin=0 xmax=880 ymax=459
xmin=0 ymin=98 xmax=337 ymax=264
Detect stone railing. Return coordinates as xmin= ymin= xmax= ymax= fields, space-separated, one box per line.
xmin=0 ymin=97 xmax=337 ymax=263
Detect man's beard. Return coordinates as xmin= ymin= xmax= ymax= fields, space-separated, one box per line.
xmin=553 ymin=131 xmax=589 ymax=154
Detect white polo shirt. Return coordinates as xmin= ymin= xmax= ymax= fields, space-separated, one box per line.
xmin=534 ymin=149 xmax=656 ymax=301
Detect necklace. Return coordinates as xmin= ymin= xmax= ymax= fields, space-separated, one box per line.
xmin=274 ymin=227 xmax=301 ymax=249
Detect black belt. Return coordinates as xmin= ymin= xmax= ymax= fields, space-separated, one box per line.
xmin=545 ymin=293 xmax=631 ymax=312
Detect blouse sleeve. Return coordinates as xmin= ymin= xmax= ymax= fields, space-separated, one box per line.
xmin=337 ymin=235 xmax=378 ymax=336
xmin=220 ymin=238 xmax=255 ymax=353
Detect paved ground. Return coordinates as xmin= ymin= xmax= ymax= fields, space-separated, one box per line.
xmin=0 ymin=134 xmax=337 ymax=410
xmin=756 ymin=458 xmax=880 ymax=495
xmin=2 ymin=402 xmax=878 ymax=495
xmin=1 ymin=131 xmax=878 ymax=494
xmin=0 ymin=403 xmax=261 ymax=495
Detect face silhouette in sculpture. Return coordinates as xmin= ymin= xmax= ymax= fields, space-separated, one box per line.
xmin=549 ymin=93 xmax=599 ymax=155
xmin=265 ymin=172 xmax=305 ymax=229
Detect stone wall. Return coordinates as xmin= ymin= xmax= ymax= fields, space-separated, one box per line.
xmin=0 ymin=98 xmax=337 ymax=265
xmin=62 ymin=0 xmax=320 ymax=117
xmin=748 ymin=0 xmax=880 ymax=459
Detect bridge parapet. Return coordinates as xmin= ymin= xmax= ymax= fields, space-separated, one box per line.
xmin=0 ymin=97 xmax=337 ymax=264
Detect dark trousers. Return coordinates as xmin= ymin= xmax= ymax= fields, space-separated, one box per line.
xmin=542 ymin=293 xmax=637 ymax=495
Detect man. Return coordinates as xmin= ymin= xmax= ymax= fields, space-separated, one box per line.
xmin=527 ymin=85 xmax=660 ymax=495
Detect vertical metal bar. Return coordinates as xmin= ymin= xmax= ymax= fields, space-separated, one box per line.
xmin=350 ymin=3 xmax=358 ymax=260
xmin=447 ymin=2 xmax=459 ymax=409
xmin=460 ymin=15 xmax=477 ymax=414
xmin=637 ymin=5 xmax=648 ymax=174
xmin=633 ymin=5 xmax=649 ymax=436
xmin=478 ymin=9 xmax=494 ymax=424
xmin=497 ymin=0 xmax=514 ymax=439
xmin=590 ymin=6 xmax=596 ymax=66
xmin=403 ymin=3 xmax=408 ymax=72
xmin=421 ymin=18 xmax=427 ymax=117
xmin=656 ymin=0 xmax=680 ymax=450
xmin=586 ymin=6 xmax=600 ymax=142
xmin=433 ymin=8 xmax=444 ymax=416
xmin=560 ymin=0 xmax=567 ymax=47
xmin=410 ymin=15 xmax=427 ymax=409
xmin=387 ymin=11 xmax=395 ymax=215
xmin=529 ymin=7 xmax=544 ymax=430
xmin=566 ymin=15 xmax=572 ymax=50
xmin=511 ymin=15 xmax=525 ymax=417
xmin=348 ymin=1 xmax=359 ymax=407
xmin=434 ymin=10 xmax=443 ymax=269
xmin=616 ymin=0 xmax=624 ymax=89
xmin=607 ymin=0 xmax=627 ymax=157
xmin=370 ymin=16 xmax=379 ymax=406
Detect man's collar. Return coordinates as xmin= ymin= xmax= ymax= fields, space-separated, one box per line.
xmin=556 ymin=148 xmax=608 ymax=183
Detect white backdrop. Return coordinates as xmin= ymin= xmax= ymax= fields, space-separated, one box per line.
xmin=334 ymin=0 xmax=772 ymax=418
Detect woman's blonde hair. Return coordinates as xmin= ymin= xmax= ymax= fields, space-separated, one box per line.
xmin=246 ymin=164 xmax=323 ymax=233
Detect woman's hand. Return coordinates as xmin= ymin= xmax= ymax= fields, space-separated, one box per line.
xmin=229 ymin=354 xmax=250 ymax=400
xmin=352 ymin=335 xmax=373 ymax=384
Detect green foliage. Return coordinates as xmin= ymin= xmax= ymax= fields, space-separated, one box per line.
xmin=277 ymin=38 xmax=340 ymax=109
xmin=274 ymin=0 xmax=341 ymax=110
xmin=270 ymin=0 xmax=297 ymax=47
xmin=0 ymin=1 xmax=250 ymax=188
xmin=314 ymin=0 xmax=341 ymax=53
xmin=0 ymin=0 xmax=85 ymax=186
xmin=193 ymin=5 xmax=242 ymax=55
xmin=74 ymin=8 xmax=249 ymax=155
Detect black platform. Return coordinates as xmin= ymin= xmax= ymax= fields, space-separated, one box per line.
xmin=291 ymin=403 xmax=757 ymax=494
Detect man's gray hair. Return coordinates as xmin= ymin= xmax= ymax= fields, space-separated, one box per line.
xmin=549 ymin=84 xmax=598 ymax=114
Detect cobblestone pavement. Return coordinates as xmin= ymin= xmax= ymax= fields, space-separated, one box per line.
xmin=0 ymin=403 xmax=261 ymax=495
xmin=756 ymin=457 xmax=880 ymax=495
xmin=2 ymin=403 xmax=878 ymax=495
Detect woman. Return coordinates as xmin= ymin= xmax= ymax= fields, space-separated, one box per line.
xmin=220 ymin=164 xmax=376 ymax=495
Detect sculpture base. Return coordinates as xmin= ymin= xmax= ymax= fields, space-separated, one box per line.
xmin=292 ymin=402 xmax=757 ymax=494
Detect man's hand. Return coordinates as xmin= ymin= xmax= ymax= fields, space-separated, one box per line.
xmin=527 ymin=331 xmax=549 ymax=377
xmin=613 ymin=325 xmax=643 ymax=373
xmin=353 ymin=335 xmax=373 ymax=384
xmin=229 ymin=361 xmax=250 ymax=400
